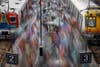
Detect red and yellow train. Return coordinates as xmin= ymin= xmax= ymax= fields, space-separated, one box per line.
xmin=66 ymin=0 xmax=100 ymax=45
xmin=0 ymin=0 xmax=31 ymax=39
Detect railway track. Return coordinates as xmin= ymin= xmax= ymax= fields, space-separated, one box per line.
xmin=87 ymin=39 xmax=100 ymax=64
xmin=88 ymin=45 xmax=100 ymax=64
xmin=0 ymin=40 xmax=13 ymax=66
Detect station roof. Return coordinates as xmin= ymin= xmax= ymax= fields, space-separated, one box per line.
xmin=70 ymin=0 xmax=98 ymax=12
xmin=0 ymin=0 xmax=28 ymax=14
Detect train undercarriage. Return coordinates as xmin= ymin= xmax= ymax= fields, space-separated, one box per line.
xmin=85 ymin=33 xmax=100 ymax=64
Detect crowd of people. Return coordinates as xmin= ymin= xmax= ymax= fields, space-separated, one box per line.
xmin=12 ymin=0 xmax=85 ymax=67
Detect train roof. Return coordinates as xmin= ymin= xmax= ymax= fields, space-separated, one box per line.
xmin=0 ymin=0 xmax=28 ymax=14
xmin=70 ymin=0 xmax=98 ymax=12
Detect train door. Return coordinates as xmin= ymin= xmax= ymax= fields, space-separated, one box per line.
xmin=0 ymin=13 xmax=9 ymax=29
xmin=75 ymin=9 xmax=79 ymax=20
xmin=78 ymin=13 xmax=83 ymax=31
xmin=2 ymin=13 xmax=6 ymax=23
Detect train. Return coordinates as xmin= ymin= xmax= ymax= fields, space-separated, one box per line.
xmin=66 ymin=0 xmax=100 ymax=45
xmin=0 ymin=0 xmax=31 ymax=40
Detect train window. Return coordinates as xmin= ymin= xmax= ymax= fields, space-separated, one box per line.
xmin=73 ymin=7 xmax=76 ymax=17
xmin=74 ymin=8 xmax=76 ymax=15
xmin=75 ymin=9 xmax=78 ymax=19
xmin=77 ymin=14 xmax=83 ymax=25
xmin=2 ymin=13 xmax=6 ymax=23
xmin=79 ymin=14 xmax=83 ymax=22
xmin=73 ymin=3 xmax=76 ymax=17
xmin=9 ymin=17 xmax=16 ymax=22
xmin=85 ymin=17 xmax=96 ymax=27
xmin=77 ymin=11 xmax=80 ymax=21
xmin=96 ymin=13 xmax=100 ymax=16
xmin=78 ymin=14 xmax=83 ymax=30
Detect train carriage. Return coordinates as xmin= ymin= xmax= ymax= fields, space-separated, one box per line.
xmin=66 ymin=0 xmax=100 ymax=64
xmin=0 ymin=0 xmax=31 ymax=39
xmin=66 ymin=0 xmax=100 ymax=39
